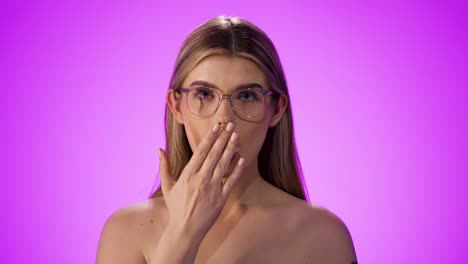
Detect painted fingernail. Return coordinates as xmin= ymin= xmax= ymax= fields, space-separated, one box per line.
xmin=212 ymin=123 xmax=220 ymax=133
xmin=226 ymin=122 xmax=234 ymax=132
xmin=238 ymin=158 xmax=245 ymax=166
xmin=230 ymin=132 xmax=239 ymax=142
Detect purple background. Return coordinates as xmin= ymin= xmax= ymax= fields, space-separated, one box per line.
xmin=3 ymin=0 xmax=467 ymax=263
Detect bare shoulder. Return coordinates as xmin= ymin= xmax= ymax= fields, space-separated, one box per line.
xmin=259 ymin=184 xmax=357 ymax=263
xmin=96 ymin=197 xmax=167 ymax=264
xmin=295 ymin=203 xmax=358 ymax=263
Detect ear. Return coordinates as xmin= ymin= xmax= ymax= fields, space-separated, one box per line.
xmin=269 ymin=94 xmax=288 ymax=127
xmin=166 ymin=89 xmax=184 ymax=124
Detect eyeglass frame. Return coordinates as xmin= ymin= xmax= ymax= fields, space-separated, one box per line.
xmin=173 ymin=86 xmax=280 ymax=118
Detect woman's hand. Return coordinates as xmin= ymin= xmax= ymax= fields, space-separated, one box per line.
xmin=157 ymin=121 xmax=245 ymax=241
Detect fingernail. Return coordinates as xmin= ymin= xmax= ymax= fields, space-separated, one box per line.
xmin=157 ymin=148 xmax=162 ymax=159
xmin=226 ymin=122 xmax=234 ymax=132
xmin=230 ymin=132 xmax=239 ymax=143
xmin=212 ymin=123 xmax=220 ymax=133
xmin=238 ymin=158 xmax=245 ymax=166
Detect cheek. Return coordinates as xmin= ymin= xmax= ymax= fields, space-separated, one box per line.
xmin=183 ymin=121 xmax=212 ymax=153
xmin=238 ymin=125 xmax=269 ymax=160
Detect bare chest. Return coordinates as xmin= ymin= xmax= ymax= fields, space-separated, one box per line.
xmin=142 ymin=212 xmax=308 ymax=264
xmin=194 ymin=225 xmax=305 ymax=264
xmin=140 ymin=190 xmax=323 ymax=264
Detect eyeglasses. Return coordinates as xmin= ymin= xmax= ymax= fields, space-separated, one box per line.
xmin=174 ymin=86 xmax=277 ymax=118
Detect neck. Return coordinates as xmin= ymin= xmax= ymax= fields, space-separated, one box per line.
xmin=218 ymin=159 xmax=266 ymax=220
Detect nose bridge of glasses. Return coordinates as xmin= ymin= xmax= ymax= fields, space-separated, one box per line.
xmin=221 ymin=94 xmax=232 ymax=102
xmin=205 ymin=92 xmax=232 ymax=121
xmin=217 ymin=94 xmax=234 ymax=111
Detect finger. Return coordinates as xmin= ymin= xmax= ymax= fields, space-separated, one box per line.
xmin=211 ymin=131 xmax=239 ymax=186
xmin=222 ymin=157 xmax=245 ymax=197
xmin=219 ymin=151 xmax=240 ymax=186
xmin=224 ymin=150 xmax=240 ymax=178
xmin=198 ymin=122 xmax=236 ymax=181
xmin=158 ymin=148 xmax=175 ymax=195
xmin=184 ymin=122 xmax=223 ymax=175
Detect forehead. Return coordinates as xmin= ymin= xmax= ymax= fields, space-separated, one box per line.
xmin=182 ymin=55 xmax=267 ymax=92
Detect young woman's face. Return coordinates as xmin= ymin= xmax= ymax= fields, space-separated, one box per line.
xmin=168 ymin=55 xmax=286 ymax=170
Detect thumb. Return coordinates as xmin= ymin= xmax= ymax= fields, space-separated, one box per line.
xmin=158 ymin=148 xmax=175 ymax=195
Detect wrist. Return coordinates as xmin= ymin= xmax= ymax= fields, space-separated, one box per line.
xmin=149 ymin=224 xmax=204 ymax=264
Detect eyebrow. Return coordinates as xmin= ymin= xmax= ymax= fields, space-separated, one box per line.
xmin=188 ymin=80 xmax=265 ymax=92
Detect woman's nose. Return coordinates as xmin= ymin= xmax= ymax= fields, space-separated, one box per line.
xmin=215 ymin=97 xmax=236 ymax=120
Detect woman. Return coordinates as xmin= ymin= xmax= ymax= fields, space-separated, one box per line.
xmin=97 ymin=16 xmax=357 ymax=264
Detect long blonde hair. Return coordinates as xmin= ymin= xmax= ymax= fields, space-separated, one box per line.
xmin=150 ymin=16 xmax=309 ymax=201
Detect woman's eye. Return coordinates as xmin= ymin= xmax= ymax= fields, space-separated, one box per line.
xmin=194 ymin=88 xmax=213 ymax=99
xmin=238 ymin=91 xmax=258 ymax=101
